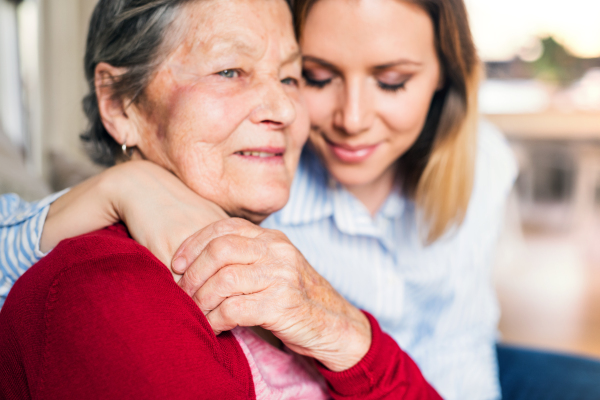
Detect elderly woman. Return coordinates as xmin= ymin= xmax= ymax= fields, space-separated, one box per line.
xmin=0 ymin=0 xmax=439 ymax=399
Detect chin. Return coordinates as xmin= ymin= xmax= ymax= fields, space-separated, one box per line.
xmin=328 ymin=164 xmax=383 ymax=188
xmin=231 ymin=185 xmax=291 ymax=224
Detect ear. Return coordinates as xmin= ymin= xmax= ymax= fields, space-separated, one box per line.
xmin=95 ymin=62 xmax=142 ymax=149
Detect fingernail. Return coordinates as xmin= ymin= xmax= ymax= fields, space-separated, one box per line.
xmin=172 ymin=257 xmax=187 ymax=273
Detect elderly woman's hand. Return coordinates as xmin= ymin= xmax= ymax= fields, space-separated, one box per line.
xmin=172 ymin=218 xmax=372 ymax=372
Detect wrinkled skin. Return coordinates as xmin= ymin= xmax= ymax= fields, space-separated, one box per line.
xmin=43 ymin=0 xmax=446 ymax=374
xmin=91 ymin=0 xmax=371 ymax=372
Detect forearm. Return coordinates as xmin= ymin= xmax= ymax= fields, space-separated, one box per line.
xmin=41 ymin=161 xmax=228 ymax=268
xmin=40 ymin=172 xmax=118 ymax=253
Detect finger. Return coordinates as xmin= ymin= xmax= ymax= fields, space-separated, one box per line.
xmin=177 ymin=235 xmax=265 ymax=297
xmin=171 ymin=218 xmax=263 ymax=274
xmin=192 ymin=263 xmax=272 ymax=314
xmin=206 ymin=294 xmax=266 ymax=335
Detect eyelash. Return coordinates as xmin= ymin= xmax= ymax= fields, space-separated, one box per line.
xmin=303 ymin=72 xmax=332 ymax=89
xmin=377 ymin=81 xmax=407 ymax=92
xmin=304 ymin=72 xmax=408 ymax=93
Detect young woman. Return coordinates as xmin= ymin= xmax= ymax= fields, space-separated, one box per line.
xmin=3 ymin=0 xmax=599 ymax=399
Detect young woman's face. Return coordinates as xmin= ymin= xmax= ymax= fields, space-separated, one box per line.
xmin=300 ymin=0 xmax=442 ymax=188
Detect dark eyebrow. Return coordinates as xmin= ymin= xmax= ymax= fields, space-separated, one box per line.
xmin=302 ymin=56 xmax=341 ymax=73
xmin=303 ymin=55 xmax=421 ymax=73
xmin=372 ymin=59 xmax=423 ymax=70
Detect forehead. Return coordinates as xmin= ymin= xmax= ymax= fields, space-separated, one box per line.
xmin=176 ymin=0 xmax=298 ymax=60
xmin=301 ymin=0 xmax=436 ymax=66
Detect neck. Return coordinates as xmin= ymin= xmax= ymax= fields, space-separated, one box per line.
xmin=343 ymin=166 xmax=397 ymax=216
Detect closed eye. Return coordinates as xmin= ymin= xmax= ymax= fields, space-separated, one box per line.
xmin=303 ymin=71 xmax=332 ymax=89
xmin=377 ymin=80 xmax=407 ymax=93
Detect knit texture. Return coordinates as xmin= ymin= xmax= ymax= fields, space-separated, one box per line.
xmin=0 ymin=224 xmax=441 ymax=399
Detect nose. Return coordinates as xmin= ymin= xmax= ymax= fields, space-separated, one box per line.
xmin=250 ymin=75 xmax=297 ymax=129
xmin=333 ymin=77 xmax=374 ymax=136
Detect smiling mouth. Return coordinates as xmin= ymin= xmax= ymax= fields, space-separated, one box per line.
xmin=322 ymin=136 xmax=380 ymax=164
xmin=235 ymin=151 xmax=284 ymax=157
xmin=233 ymin=147 xmax=286 ymax=160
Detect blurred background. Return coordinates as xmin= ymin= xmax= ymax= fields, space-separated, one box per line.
xmin=1 ymin=0 xmax=599 ymax=357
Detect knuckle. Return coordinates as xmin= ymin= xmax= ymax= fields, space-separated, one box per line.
xmin=278 ymin=265 xmax=298 ymax=283
xmin=213 ymin=219 xmax=235 ymax=235
xmin=182 ymin=265 xmax=202 ymax=288
xmin=207 ymin=236 xmax=234 ymax=258
xmin=221 ymin=298 xmax=242 ymax=321
xmin=195 ymin=292 xmax=213 ymax=312
xmin=230 ymin=217 xmax=250 ymax=227
xmin=272 ymin=230 xmax=288 ymax=241
xmin=218 ymin=218 xmax=247 ymax=235
xmin=219 ymin=267 xmax=239 ymax=288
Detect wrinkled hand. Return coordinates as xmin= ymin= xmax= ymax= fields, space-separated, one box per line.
xmin=106 ymin=161 xmax=229 ymax=269
xmin=171 ymin=218 xmax=372 ymax=372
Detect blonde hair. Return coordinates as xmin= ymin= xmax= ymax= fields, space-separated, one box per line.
xmin=293 ymin=0 xmax=481 ymax=243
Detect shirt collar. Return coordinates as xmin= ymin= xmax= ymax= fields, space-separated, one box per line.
xmin=275 ymin=148 xmax=335 ymax=226
xmin=275 ymin=148 xmax=406 ymax=233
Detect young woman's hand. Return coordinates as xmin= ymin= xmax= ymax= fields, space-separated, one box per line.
xmin=172 ymin=218 xmax=372 ymax=372
xmin=41 ymin=161 xmax=227 ymax=270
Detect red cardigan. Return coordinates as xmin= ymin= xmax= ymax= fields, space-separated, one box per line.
xmin=0 ymin=224 xmax=441 ymax=400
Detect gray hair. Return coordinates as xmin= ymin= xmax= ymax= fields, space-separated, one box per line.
xmin=81 ymin=0 xmax=294 ymax=166
xmin=81 ymin=0 xmax=193 ymax=165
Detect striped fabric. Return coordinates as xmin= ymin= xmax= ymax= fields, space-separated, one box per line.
xmin=262 ymin=120 xmax=518 ymax=400
xmin=0 ymin=121 xmax=516 ymax=400
xmin=0 ymin=190 xmax=68 ymax=307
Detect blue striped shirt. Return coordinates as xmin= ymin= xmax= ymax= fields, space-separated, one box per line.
xmin=262 ymin=121 xmax=517 ymax=400
xmin=0 ymin=121 xmax=516 ymax=400
xmin=0 ymin=189 xmax=68 ymax=306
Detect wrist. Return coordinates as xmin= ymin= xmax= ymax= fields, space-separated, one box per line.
xmin=39 ymin=170 xmax=120 ymax=253
xmin=96 ymin=167 xmax=123 ymax=223
xmin=317 ymin=305 xmax=372 ymax=372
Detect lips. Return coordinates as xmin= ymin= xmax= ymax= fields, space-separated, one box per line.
xmin=323 ymin=137 xmax=380 ymax=164
xmin=234 ymin=147 xmax=285 ymax=161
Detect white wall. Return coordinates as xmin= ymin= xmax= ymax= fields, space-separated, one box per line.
xmin=0 ymin=1 xmax=25 ymax=148
xmin=37 ymin=0 xmax=99 ymax=181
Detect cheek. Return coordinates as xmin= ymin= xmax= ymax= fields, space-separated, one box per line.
xmin=167 ymin=84 xmax=251 ymax=146
xmin=291 ymin=97 xmax=311 ymax=146
xmin=378 ymin=80 xmax=437 ymax=137
xmin=158 ymin=85 xmax=256 ymax=197
xmin=302 ymin=88 xmax=337 ymax=127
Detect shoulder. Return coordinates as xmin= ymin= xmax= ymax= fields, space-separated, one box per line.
xmin=0 ymin=227 xmax=254 ymax=399
xmin=36 ymin=223 xmax=165 ymax=285
xmin=3 ymin=224 xmax=170 ymax=319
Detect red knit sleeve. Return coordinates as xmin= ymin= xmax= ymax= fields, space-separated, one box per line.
xmin=317 ymin=312 xmax=442 ymax=400
xmin=0 ymin=227 xmax=255 ymax=400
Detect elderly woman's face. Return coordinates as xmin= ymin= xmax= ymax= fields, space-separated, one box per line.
xmin=132 ymin=0 xmax=308 ymax=222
